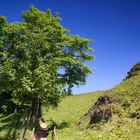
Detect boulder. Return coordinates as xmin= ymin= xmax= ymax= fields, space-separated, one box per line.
xmin=90 ymin=107 xmax=112 ymax=124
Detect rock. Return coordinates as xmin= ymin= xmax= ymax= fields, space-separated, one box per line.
xmin=125 ymin=62 xmax=140 ymax=80
xmin=95 ymin=95 xmax=116 ymax=106
xmin=90 ymin=107 xmax=112 ymax=124
xmin=85 ymin=95 xmax=115 ymax=125
xmin=78 ymin=95 xmax=115 ymax=127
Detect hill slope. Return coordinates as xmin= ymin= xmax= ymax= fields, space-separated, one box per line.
xmin=45 ymin=63 xmax=140 ymax=140
xmin=0 ymin=63 xmax=140 ymax=140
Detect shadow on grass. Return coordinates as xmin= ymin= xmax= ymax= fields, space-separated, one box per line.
xmin=0 ymin=114 xmax=70 ymax=140
xmin=47 ymin=120 xmax=69 ymax=140
xmin=0 ymin=112 xmax=22 ymax=140
xmin=0 ymin=137 xmax=16 ymax=140
xmin=48 ymin=120 xmax=69 ymax=132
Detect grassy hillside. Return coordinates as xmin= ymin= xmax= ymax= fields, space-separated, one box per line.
xmin=45 ymin=64 xmax=140 ymax=140
xmin=0 ymin=91 xmax=103 ymax=139
xmin=45 ymin=91 xmax=103 ymax=140
xmin=0 ymin=63 xmax=140 ymax=140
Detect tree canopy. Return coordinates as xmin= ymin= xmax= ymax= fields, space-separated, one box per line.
xmin=0 ymin=6 xmax=94 ymax=139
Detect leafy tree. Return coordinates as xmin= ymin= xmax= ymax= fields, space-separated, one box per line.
xmin=0 ymin=6 xmax=94 ymax=139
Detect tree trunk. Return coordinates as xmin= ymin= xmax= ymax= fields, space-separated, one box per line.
xmin=19 ymin=110 xmax=31 ymax=140
xmin=31 ymin=98 xmax=40 ymax=139
xmin=19 ymin=122 xmax=27 ymax=140
xmin=7 ymin=102 xmax=24 ymax=138
xmin=19 ymin=98 xmax=47 ymax=140
xmin=30 ymin=100 xmax=48 ymax=140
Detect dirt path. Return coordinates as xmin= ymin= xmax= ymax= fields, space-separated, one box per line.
xmin=30 ymin=118 xmax=48 ymax=140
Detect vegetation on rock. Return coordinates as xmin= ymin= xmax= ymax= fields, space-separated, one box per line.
xmin=77 ymin=62 xmax=140 ymax=139
xmin=125 ymin=62 xmax=140 ymax=80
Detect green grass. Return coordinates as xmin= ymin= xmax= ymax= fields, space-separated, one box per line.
xmin=0 ymin=91 xmax=103 ymax=139
xmin=44 ymin=75 xmax=140 ymax=140
xmin=0 ymin=69 xmax=140 ymax=139
xmin=44 ymin=91 xmax=103 ymax=140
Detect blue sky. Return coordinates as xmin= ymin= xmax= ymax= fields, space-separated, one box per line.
xmin=0 ymin=0 xmax=140 ymax=94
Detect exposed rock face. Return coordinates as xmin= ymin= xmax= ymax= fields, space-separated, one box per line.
xmin=90 ymin=107 xmax=112 ymax=124
xmin=81 ymin=95 xmax=116 ymax=125
xmin=95 ymin=95 xmax=116 ymax=106
xmin=125 ymin=62 xmax=140 ymax=80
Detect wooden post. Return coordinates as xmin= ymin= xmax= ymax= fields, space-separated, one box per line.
xmin=53 ymin=126 xmax=58 ymax=140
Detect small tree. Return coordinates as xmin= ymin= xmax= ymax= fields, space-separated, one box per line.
xmin=0 ymin=6 xmax=94 ymax=139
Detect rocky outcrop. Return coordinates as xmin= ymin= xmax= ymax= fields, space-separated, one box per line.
xmin=77 ymin=95 xmax=116 ymax=127
xmin=125 ymin=62 xmax=140 ymax=80
xmin=94 ymin=95 xmax=116 ymax=106
xmin=88 ymin=95 xmax=115 ymax=124
xmin=89 ymin=107 xmax=112 ymax=124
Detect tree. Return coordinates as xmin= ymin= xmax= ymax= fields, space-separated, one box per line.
xmin=0 ymin=6 xmax=94 ymax=139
